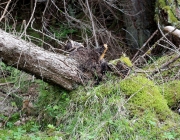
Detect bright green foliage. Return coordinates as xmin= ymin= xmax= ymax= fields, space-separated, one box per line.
xmin=157 ymin=0 xmax=166 ymax=8
xmin=119 ymin=76 xmax=172 ymax=120
xmin=1 ymin=62 xmax=180 ymax=139
xmin=163 ymin=6 xmax=179 ymax=24
xmin=119 ymin=54 xmax=133 ymax=67
xmin=36 ymin=81 xmax=70 ymax=128
xmin=109 ymin=54 xmax=133 ymax=67
xmin=50 ymin=24 xmax=77 ymax=40
xmin=160 ymin=80 xmax=180 ymax=108
xmin=54 ymin=77 xmax=180 ymax=139
xmin=1 ymin=76 xmax=180 ymax=139
xmin=0 ymin=126 xmax=62 ymax=140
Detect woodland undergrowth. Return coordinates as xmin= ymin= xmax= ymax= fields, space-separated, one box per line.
xmin=1 ymin=0 xmax=180 ymax=139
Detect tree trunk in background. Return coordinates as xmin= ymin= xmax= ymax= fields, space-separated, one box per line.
xmin=121 ymin=0 xmax=156 ymax=48
xmin=0 ymin=29 xmax=82 ymax=90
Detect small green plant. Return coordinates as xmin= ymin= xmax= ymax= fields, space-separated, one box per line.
xmin=163 ymin=132 xmax=177 ymax=140
xmin=0 ymin=62 xmax=32 ymax=93
xmin=36 ymin=81 xmax=70 ymax=129
xmin=50 ymin=24 xmax=77 ymax=40
xmin=21 ymin=121 xmax=40 ymax=133
xmin=13 ymin=128 xmax=26 ymax=140
xmin=47 ymin=124 xmax=56 ymax=130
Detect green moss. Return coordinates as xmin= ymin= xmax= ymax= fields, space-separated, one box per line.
xmin=160 ymin=80 xmax=180 ymax=108
xmin=157 ymin=0 xmax=166 ymax=8
xmin=156 ymin=0 xmax=180 ymax=26
xmin=109 ymin=54 xmax=133 ymax=67
xmin=167 ymin=9 xmax=179 ymax=24
xmin=163 ymin=6 xmax=171 ymax=11
xmin=119 ymin=54 xmax=133 ymax=67
xmin=161 ymin=6 xmax=179 ymax=24
xmin=119 ymin=76 xmax=172 ymax=120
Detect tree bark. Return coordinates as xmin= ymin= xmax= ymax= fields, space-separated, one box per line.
xmin=0 ymin=29 xmax=83 ymax=90
xmin=121 ymin=0 xmax=156 ymax=48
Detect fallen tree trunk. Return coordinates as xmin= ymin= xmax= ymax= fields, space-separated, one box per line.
xmin=0 ymin=29 xmax=83 ymax=90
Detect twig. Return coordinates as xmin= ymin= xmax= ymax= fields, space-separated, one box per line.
xmin=3 ymin=109 xmax=14 ymax=128
xmin=151 ymin=54 xmax=180 ymax=76
xmin=0 ymin=77 xmax=34 ymax=86
xmin=0 ymin=0 xmax=11 ymax=22
xmin=0 ymin=82 xmax=14 ymax=86
xmin=0 ymin=1 xmax=9 ymax=6
xmin=132 ymin=29 xmax=158 ymax=62
xmin=30 ymin=18 xmax=66 ymax=46
xmin=19 ymin=0 xmax=37 ymax=38
xmin=26 ymin=34 xmax=69 ymax=54
xmin=86 ymin=0 xmax=99 ymax=47
xmin=122 ymin=28 xmax=139 ymax=48
xmin=158 ymin=24 xmax=178 ymax=51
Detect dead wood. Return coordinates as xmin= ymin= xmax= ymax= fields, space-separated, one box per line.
xmin=163 ymin=26 xmax=180 ymax=47
xmin=163 ymin=26 xmax=180 ymax=37
xmin=0 ymin=29 xmax=110 ymax=90
xmin=0 ymin=29 xmax=83 ymax=90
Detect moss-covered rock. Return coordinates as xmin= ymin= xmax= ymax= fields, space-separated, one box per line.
xmin=160 ymin=80 xmax=180 ymax=108
xmin=119 ymin=76 xmax=172 ymax=120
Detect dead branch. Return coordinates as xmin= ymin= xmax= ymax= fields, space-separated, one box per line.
xmin=0 ymin=0 xmax=11 ymax=22
xmin=151 ymin=54 xmax=180 ymax=76
xmin=0 ymin=29 xmax=82 ymax=90
xmin=132 ymin=29 xmax=158 ymax=62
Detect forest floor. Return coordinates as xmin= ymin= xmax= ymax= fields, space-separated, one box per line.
xmin=1 ymin=53 xmax=180 ymax=140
